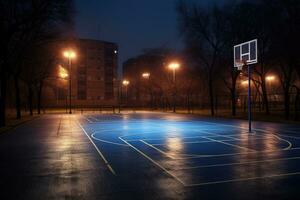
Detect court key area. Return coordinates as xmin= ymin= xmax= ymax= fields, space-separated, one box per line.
xmin=1 ymin=112 xmax=300 ymax=199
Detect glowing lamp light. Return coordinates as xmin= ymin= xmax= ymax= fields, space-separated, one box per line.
xmin=266 ymin=75 xmax=275 ymax=81
xmin=241 ymin=80 xmax=248 ymax=85
xmin=122 ymin=80 xmax=130 ymax=86
xmin=142 ymin=72 xmax=150 ymax=79
xmin=58 ymin=65 xmax=68 ymax=79
xmin=168 ymin=62 xmax=180 ymax=70
xmin=63 ymin=50 xmax=76 ymax=59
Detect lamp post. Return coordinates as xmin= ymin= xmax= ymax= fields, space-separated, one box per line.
xmin=122 ymin=80 xmax=130 ymax=105
xmin=266 ymin=75 xmax=276 ymax=104
xmin=58 ymin=65 xmax=69 ymax=113
xmin=63 ymin=50 xmax=76 ymax=114
xmin=142 ymin=72 xmax=150 ymax=108
xmin=168 ymin=62 xmax=180 ymax=112
xmin=266 ymin=75 xmax=275 ymax=93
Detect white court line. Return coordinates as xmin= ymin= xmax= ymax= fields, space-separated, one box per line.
xmin=151 ymin=137 xmax=269 ymax=146
xmin=121 ymin=134 xmax=298 ymax=159
xmin=176 ymin=156 xmax=300 ymax=170
xmin=81 ymin=114 xmax=296 ymax=158
xmin=199 ymin=129 xmax=292 ymax=151
xmin=79 ymin=113 xmax=300 ymax=187
xmin=83 ymin=128 xmax=296 ymax=159
xmin=199 ymin=130 xmax=238 ymax=141
xmin=81 ymin=114 xmax=300 ymax=186
xmin=272 ymin=134 xmax=292 ymax=150
xmin=185 ymin=171 xmax=300 ymax=187
xmin=125 ymin=135 xmax=206 ymax=142
xmin=77 ymin=122 xmax=116 ymax=175
xmin=86 ymin=115 xmax=99 ymax=122
xmin=137 ymin=143 xmax=300 ymax=160
xmin=118 ymin=136 xmax=186 ymax=186
xmin=88 ymin=128 xmax=300 ymax=148
xmin=83 ymin=116 xmax=93 ymax=123
xmin=93 ymin=129 xmax=161 ymax=134
xmin=201 ymin=135 xmax=256 ymax=152
xmin=83 ymin=113 xmax=300 ymax=137
xmin=180 ymin=146 xmax=300 ymax=159
xmin=123 ymin=134 xmax=263 ymax=142
xmin=91 ymin=133 xmax=128 ymax=147
xmin=192 ymin=124 xmax=293 ymax=151
xmin=195 ymin=119 xmax=298 ymax=141
xmin=125 ymin=133 xmax=258 ymax=142
xmin=84 ymin=120 xmax=161 ymax=123
xmin=211 ymin=133 xmax=239 ymax=140
xmin=140 ymin=140 xmax=176 ymax=159
xmin=122 ymin=136 xmax=300 ymax=187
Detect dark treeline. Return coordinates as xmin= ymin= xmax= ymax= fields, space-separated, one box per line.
xmin=176 ymin=0 xmax=300 ymax=119
xmin=0 ymin=0 xmax=74 ymax=126
xmin=123 ymin=48 xmax=201 ymax=112
xmin=123 ymin=0 xmax=300 ymax=120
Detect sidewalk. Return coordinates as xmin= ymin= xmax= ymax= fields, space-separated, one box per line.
xmin=0 ymin=115 xmax=40 ymax=135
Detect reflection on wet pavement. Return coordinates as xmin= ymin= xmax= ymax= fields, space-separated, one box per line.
xmin=0 ymin=112 xmax=300 ymax=199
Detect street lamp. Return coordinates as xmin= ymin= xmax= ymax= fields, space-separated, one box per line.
xmin=168 ymin=62 xmax=180 ymax=112
xmin=266 ymin=75 xmax=275 ymax=82
xmin=122 ymin=80 xmax=130 ymax=104
xmin=266 ymin=75 xmax=276 ymax=97
xmin=142 ymin=72 xmax=151 ymax=108
xmin=168 ymin=62 xmax=180 ymax=83
xmin=122 ymin=80 xmax=130 ymax=86
xmin=241 ymin=80 xmax=248 ymax=86
xmin=58 ymin=65 xmax=69 ymax=113
xmin=63 ymin=49 xmax=76 ymax=114
xmin=142 ymin=72 xmax=150 ymax=79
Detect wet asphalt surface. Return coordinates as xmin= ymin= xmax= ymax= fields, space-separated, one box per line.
xmin=0 ymin=112 xmax=300 ymax=199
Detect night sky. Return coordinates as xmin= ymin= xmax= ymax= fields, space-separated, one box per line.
xmin=75 ymin=0 xmax=223 ymax=74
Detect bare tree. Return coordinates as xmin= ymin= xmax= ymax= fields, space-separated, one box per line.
xmin=265 ymin=0 xmax=300 ymax=119
xmin=177 ymin=1 xmax=228 ymax=116
xmin=0 ymin=0 xmax=73 ymax=125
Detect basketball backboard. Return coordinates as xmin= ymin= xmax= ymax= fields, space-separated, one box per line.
xmin=234 ymin=39 xmax=257 ymax=69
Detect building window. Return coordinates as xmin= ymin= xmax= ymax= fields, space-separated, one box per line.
xmin=78 ymin=91 xmax=86 ymax=100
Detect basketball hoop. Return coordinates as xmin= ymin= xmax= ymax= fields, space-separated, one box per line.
xmin=233 ymin=39 xmax=258 ymax=133
xmin=234 ymin=60 xmax=245 ymax=71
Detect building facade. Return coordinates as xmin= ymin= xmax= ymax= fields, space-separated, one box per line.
xmin=44 ymin=38 xmax=118 ymax=107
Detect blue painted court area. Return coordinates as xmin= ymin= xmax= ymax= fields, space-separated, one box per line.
xmin=78 ymin=112 xmax=300 ymax=199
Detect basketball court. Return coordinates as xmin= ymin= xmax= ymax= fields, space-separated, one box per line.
xmin=76 ymin=112 xmax=300 ymax=191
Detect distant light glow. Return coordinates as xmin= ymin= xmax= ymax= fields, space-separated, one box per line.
xmin=63 ymin=50 xmax=76 ymax=59
xmin=114 ymin=50 xmax=118 ymax=54
xmin=266 ymin=75 xmax=276 ymax=81
xmin=142 ymin=72 xmax=150 ymax=79
xmin=241 ymin=80 xmax=248 ymax=85
xmin=122 ymin=80 xmax=130 ymax=86
xmin=168 ymin=62 xmax=180 ymax=70
xmin=58 ymin=65 xmax=68 ymax=79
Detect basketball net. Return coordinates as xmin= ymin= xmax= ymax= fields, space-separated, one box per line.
xmin=234 ymin=60 xmax=247 ymax=71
